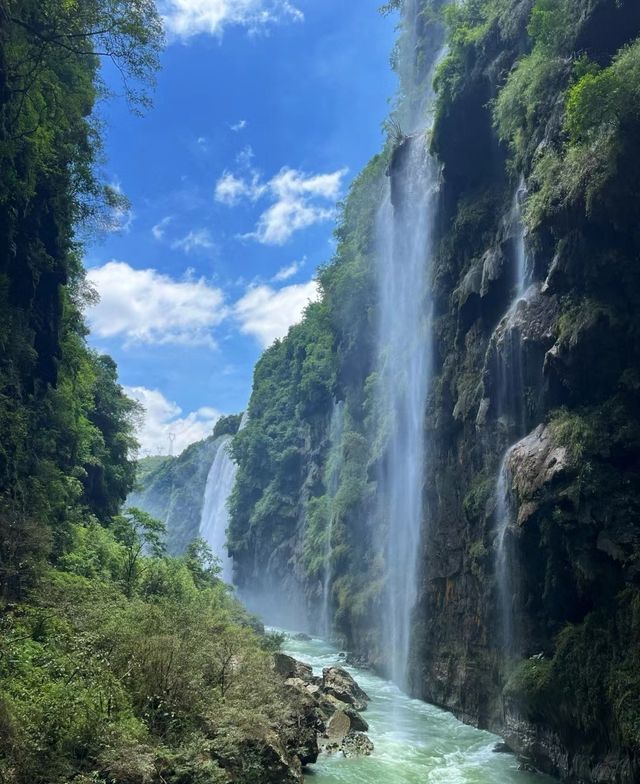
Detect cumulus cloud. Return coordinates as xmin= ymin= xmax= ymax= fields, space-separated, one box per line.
xmin=233 ymin=279 xmax=320 ymax=347
xmin=214 ymin=171 xmax=264 ymax=206
xmin=272 ymin=257 xmax=305 ymax=282
xmin=172 ymin=228 xmax=217 ymax=254
xmin=125 ymin=386 xmax=220 ymax=455
xmin=87 ymin=261 xmax=226 ymax=346
xmin=215 ymin=165 xmax=347 ymax=245
xmin=160 ymin=0 xmax=303 ymax=40
xmin=230 ymin=119 xmax=247 ymax=132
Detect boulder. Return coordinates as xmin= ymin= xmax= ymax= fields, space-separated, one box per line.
xmin=292 ymin=632 xmax=312 ymax=641
xmin=341 ymin=732 xmax=374 ymax=758
xmin=506 ymin=424 xmax=570 ymax=522
xmin=322 ymin=667 xmax=370 ymax=712
xmin=281 ymin=684 xmax=325 ymax=767
xmin=234 ymin=733 xmax=303 ymax=783
xmin=326 ymin=710 xmax=351 ymax=744
xmin=342 ymin=704 xmax=369 ymax=732
xmin=274 ymin=653 xmax=313 ymax=682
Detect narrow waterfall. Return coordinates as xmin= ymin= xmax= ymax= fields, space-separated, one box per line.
xmin=321 ymin=400 xmax=345 ymax=639
xmin=511 ymin=177 xmax=530 ymax=300
xmin=495 ymin=453 xmax=515 ymax=653
xmin=375 ymin=0 xmax=445 ymax=688
xmin=493 ymin=182 xmax=531 ymax=654
xmin=199 ymin=435 xmax=237 ymax=583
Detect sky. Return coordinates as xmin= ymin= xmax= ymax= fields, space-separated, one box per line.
xmin=85 ymin=0 xmax=398 ymax=456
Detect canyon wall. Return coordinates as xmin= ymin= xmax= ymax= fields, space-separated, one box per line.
xmin=226 ymin=1 xmax=640 ymax=780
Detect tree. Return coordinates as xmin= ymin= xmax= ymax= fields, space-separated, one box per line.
xmin=82 ymin=353 xmax=141 ymax=521
xmin=184 ymin=538 xmax=222 ymax=589
xmin=113 ymin=507 xmax=165 ymax=597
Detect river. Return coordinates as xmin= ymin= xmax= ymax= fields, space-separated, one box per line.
xmin=281 ymin=632 xmax=551 ymax=784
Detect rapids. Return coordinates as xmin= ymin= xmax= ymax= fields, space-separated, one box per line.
xmin=283 ymin=632 xmax=551 ymax=784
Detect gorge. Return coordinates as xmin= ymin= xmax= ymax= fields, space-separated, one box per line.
xmin=3 ymin=0 xmax=639 ymax=782
xmin=225 ymin=0 xmax=640 ymax=780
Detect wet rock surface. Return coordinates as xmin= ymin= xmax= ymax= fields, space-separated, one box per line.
xmin=342 ymin=731 xmax=375 ymax=758
xmin=274 ymin=653 xmax=374 ymax=768
xmin=322 ymin=666 xmax=371 ymax=712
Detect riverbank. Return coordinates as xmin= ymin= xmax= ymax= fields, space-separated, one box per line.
xmin=281 ymin=632 xmax=553 ymax=784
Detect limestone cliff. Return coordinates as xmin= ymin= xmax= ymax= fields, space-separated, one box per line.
xmin=228 ymin=2 xmax=640 ymax=780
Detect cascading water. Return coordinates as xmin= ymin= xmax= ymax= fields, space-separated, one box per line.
xmin=199 ymin=435 xmax=239 ymax=584
xmin=493 ymin=181 xmax=532 ymax=653
xmin=511 ymin=177 xmax=530 ymax=300
xmin=494 ymin=453 xmax=515 ymax=653
xmin=375 ymin=0 xmax=445 ymax=689
xmin=321 ymin=400 xmax=345 ymax=639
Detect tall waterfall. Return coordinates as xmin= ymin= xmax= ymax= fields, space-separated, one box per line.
xmin=321 ymin=400 xmax=345 ymax=639
xmin=493 ymin=182 xmax=532 ymax=653
xmin=511 ymin=177 xmax=530 ymax=300
xmin=495 ymin=453 xmax=515 ymax=653
xmin=199 ymin=435 xmax=237 ymax=584
xmin=375 ymin=0 xmax=445 ymax=689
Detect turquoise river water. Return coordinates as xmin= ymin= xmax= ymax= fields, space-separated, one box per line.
xmin=281 ymin=632 xmax=551 ymax=784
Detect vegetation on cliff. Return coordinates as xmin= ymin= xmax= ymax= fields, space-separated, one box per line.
xmin=229 ymin=0 xmax=640 ymax=779
xmin=0 ymin=4 xmax=320 ymax=782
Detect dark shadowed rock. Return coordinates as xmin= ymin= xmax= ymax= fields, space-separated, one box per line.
xmin=274 ymin=653 xmax=313 ymax=682
xmin=322 ymin=667 xmax=370 ymax=712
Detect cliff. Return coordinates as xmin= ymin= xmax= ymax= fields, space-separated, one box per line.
xmin=227 ymin=0 xmax=640 ymax=781
xmin=129 ymin=414 xmax=244 ymax=555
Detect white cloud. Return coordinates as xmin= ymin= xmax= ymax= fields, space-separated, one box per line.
xmin=106 ymin=179 xmax=134 ymax=234
xmin=215 ymin=165 xmax=347 ymax=245
xmin=125 ymin=386 xmax=220 ymax=456
xmin=160 ymin=0 xmax=303 ymax=40
xmin=152 ymin=216 xmax=172 ymax=240
xmin=233 ymin=279 xmax=320 ymax=347
xmin=214 ymin=171 xmax=263 ymax=206
xmin=172 ymin=228 xmax=216 ymax=254
xmin=230 ymin=119 xmax=247 ymax=132
xmin=235 ymin=145 xmax=255 ymax=167
xmin=87 ymin=261 xmax=226 ymax=346
xmin=272 ymin=257 xmax=305 ymax=282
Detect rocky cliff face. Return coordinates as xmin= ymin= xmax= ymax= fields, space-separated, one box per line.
xmin=228 ymin=1 xmax=640 ymax=780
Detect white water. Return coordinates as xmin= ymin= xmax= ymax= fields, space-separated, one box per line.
xmin=511 ymin=177 xmax=530 ymax=300
xmin=374 ymin=0 xmax=445 ymax=689
xmin=375 ymin=146 xmax=438 ymax=689
xmin=493 ymin=182 xmax=533 ymax=654
xmin=494 ymin=454 xmax=514 ymax=653
xmin=282 ymin=632 xmax=551 ymax=784
xmin=322 ymin=401 xmax=346 ymax=639
xmin=199 ymin=435 xmax=237 ymax=583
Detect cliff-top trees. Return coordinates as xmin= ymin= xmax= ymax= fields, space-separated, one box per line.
xmin=0 ymin=0 xmax=162 ymax=596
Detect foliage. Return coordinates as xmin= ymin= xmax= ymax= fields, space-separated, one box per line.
xmin=112 ymin=507 xmax=166 ymax=597
xmin=0 ymin=0 xmax=161 ymax=597
xmin=228 ymin=153 xmax=389 ymax=636
xmin=128 ymin=435 xmax=222 ymax=555
xmin=0 ymin=522 xmax=290 ymax=784
xmin=505 ymin=591 xmax=640 ymax=752
xmin=212 ymin=413 xmax=244 ymax=440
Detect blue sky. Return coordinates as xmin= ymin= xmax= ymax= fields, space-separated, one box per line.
xmin=85 ymin=0 xmax=397 ymax=455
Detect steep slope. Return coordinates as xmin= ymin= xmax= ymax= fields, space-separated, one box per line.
xmin=128 ymin=438 xmax=220 ymax=555
xmin=129 ymin=414 xmax=243 ymax=556
xmin=228 ymin=1 xmax=640 ymax=780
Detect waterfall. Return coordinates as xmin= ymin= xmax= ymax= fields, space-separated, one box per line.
xmin=321 ymin=400 xmax=345 ymax=639
xmin=510 ymin=176 xmax=530 ymax=301
xmin=199 ymin=432 xmax=241 ymax=584
xmin=374 ymin=1 xmax=446 ymax=687
xmin=493 ymin=181 xmax=531 ymax=654
xmin=494 ymin=453 xmax=515 ymax=653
